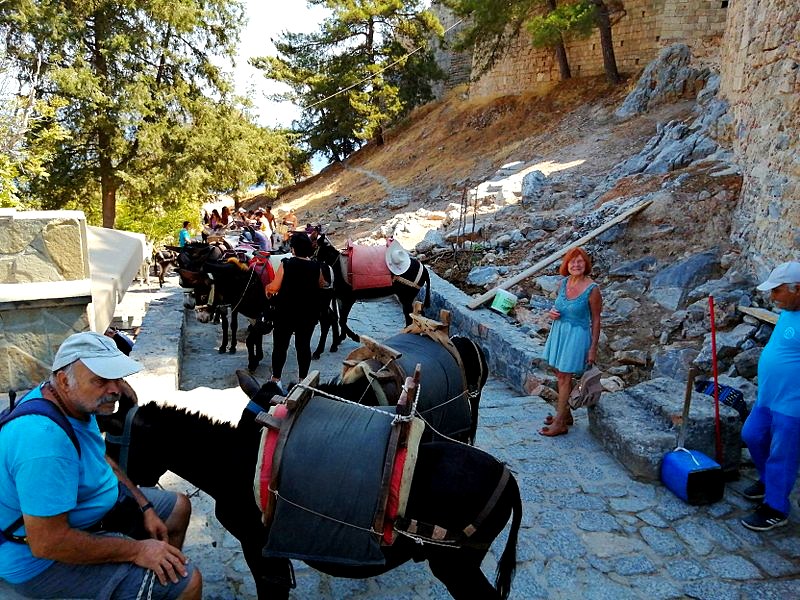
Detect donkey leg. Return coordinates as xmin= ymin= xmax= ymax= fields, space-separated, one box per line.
xmin=229 ymin=310 xmax=238 ymax=354
xmin=428 ymin=552 xmax=500 ymax=600
xmin=312 ymin=302 xmax=330 ymax=360
xmin=338 ymin=298 xmax=359 ymax=344
xmin=246 ymin=328 xmax=263 ymax=372
xmin=218 ymin=311 xmax=229 ymax=354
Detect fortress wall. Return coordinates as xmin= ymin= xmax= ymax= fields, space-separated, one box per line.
xmin=719 ymin=0 xmax=800 ymax=272
xmin=467 ymin=0 xmax=728 ymax=98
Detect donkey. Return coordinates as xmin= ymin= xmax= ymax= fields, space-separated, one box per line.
xmin=100 ymin=377 xmax=521 ymax=600
xmin=314 ymin=232 xmax=431 ymax=346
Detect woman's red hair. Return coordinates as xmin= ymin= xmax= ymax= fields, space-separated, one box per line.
xmin=559 ymin=247 xmax=592 ymax=276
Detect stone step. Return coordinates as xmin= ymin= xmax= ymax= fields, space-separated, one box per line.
xmin=588 ymin=377 xmax=743 ymax=481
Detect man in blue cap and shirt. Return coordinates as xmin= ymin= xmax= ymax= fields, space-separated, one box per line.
xmin=740 ymin=261 xmax=800 ymax=531
xmin=0 ymin=331 xmax=202 ymax=598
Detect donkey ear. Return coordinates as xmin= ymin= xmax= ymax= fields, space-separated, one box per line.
xmin=236 ymin=369 xmax=261 ymax=399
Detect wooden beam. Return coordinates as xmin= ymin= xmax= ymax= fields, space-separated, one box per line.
xmin=466 ymin=200 xmax=653 ymax=310
xmin=737 ymin=305 xmax=778 ymax=325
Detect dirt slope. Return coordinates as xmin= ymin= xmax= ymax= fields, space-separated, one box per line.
xmin=243 ymin=74 xmax=743 ymax=386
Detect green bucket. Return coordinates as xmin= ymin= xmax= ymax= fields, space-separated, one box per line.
xmin=490 ymin=289 xmax=517 ymax=314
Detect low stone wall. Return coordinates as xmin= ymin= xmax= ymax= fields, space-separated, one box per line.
xmin=0 ymin=210 xmax=92 ymax=392
xmin=427 ymin=271 xmax=551 ymax=396
xmin=125 ymin=288 xmax=187 ymax=397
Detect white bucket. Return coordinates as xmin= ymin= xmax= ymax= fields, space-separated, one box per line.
xmin=490 ymin=289 xmax=517 ymax=315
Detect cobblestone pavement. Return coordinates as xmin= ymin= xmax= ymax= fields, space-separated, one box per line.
xmin=3 ymin=278 xmax=798 ymax=599
xmin=163 ymin=278 xmax=800 ymax=600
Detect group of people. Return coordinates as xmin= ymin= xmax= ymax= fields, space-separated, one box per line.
xmin=184 ymin=205 xmax=300 ymax=253
xmin=1 ymin=242 xmax=797 ymax=599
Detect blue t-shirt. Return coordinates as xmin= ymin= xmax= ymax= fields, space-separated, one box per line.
xmin=0 ymin=386 xmax=118 ymax=584
xmin=757 ymin=310 xmax=800 ymax=417
xmin=178 ymin=228 xmax=191 ymax=247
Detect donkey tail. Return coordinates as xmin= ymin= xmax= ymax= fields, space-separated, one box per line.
xmin=495 ymin=474 xmax=521 ymax=600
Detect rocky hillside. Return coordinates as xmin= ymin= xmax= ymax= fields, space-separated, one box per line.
xmin=246 ymin=45 xmax=773 ymax=395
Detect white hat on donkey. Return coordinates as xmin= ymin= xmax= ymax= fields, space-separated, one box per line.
xmin=385 ymin=239 xmax=411 ymax=275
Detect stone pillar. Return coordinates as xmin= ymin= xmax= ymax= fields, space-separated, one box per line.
xmin=0 ymin=209 xmax=93 ymax=392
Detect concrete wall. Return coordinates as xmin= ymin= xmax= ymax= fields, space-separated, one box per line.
xmin=719 ymin=0 xmax=800 ymax=273
xmin=0 ymin=210 xmax=93 ymax=392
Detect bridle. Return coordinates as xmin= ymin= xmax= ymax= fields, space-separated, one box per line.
xmin=104 ymin=404 xmax=140 ymax=474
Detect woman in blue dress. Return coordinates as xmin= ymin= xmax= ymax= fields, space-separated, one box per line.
xmin=540 ymin=247 xmax=602 ymax=436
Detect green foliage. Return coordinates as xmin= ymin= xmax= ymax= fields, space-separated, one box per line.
xmin=527 ymin=1 xmax=596 ymax=48
xmin=444 ymin=0 xmax=620 ymax=81
xmin=442 ymin=0 xmax=540 ymax=76
xmin=1 ymin=0 xmax=305 ymax=230
xmin=253 ymin=0 xmax=444 ymax=161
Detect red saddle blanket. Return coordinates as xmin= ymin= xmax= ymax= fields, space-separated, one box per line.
xmin=254 ymin=398 xmax=424 ymax=564
xmin=248 ymin=254 xmax=275 ymax=288
xmin=346 ymin=243 xmax=392 ymax=290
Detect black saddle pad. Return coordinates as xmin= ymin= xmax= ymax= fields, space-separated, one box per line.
xmin=264 ymin=396 xmax=394 ymax=566
xmin=386 ymin=333 xmax=471 ymax=441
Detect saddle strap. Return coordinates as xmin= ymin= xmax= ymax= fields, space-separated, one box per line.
xmin=395 ymin=465 xmax=511 ymax=548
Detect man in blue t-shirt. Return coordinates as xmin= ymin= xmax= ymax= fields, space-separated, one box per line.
xmin=741 ymin=261 xmax=800 ymax=531
xmin=0 ymin=332 xmax=202 ymax=598
xmin=178 ymin=221 xmax=191 ymax=247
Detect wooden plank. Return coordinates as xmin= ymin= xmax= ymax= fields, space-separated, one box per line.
xmin=466 ymin=199 xmax=653 ymax=310
xmin=737 ymin=305 xmax=779 ymax=325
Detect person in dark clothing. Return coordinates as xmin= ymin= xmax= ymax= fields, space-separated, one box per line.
xmin=265 ymin=232 xmax=325 ymax=391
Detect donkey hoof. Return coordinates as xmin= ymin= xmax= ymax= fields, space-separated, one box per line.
xmin=218 ymin=347 xmax=226 ymax=354
xmin=312 ymin=352 xmax=321 ymax=361
xmin=229 ymin=348 xmax=236 ymax=354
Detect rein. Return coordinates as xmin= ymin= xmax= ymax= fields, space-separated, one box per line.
xmin=105 ymin=404 xmax=140 ymax=474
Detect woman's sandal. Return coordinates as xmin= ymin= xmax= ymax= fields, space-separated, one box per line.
xmin=538 ymin=425 xmax=568 ymax=437
xmin=544 ymin=414 xmax=573 ymax=427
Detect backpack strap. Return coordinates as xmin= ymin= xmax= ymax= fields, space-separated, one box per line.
xmin=0 ymin=396 xmax=81 ymax=545
xmin=0 ymin=397 xmax=80 ymax=457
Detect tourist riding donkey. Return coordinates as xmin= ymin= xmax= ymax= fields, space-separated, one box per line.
xmin=100 ymin=369 xmax=520 ymax=600
xmin=314 ymin=232 xmax=431 ymax=346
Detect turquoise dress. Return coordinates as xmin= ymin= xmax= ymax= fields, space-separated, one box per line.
xmin=542 ymin=278 xmax=597 ymax=375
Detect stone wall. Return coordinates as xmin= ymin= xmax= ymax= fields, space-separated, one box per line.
xmin=719 ymin=0 xmax=800 ymax=273
xmin=465 ymin=0 xmax=728 ymax=98
xmin=0 ymin=210 xmax=93 ymax=392
xmin=430 ymin=1 xmax=472 ymax=98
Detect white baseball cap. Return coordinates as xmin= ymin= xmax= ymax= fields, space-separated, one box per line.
xmin=52 ymin=332 xmax=142 ymax=379
xmin=756 ymin=261 xmax=800 ymax=291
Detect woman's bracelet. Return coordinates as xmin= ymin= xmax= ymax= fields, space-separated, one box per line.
xmin=140 ymin=502 xmax=155 ymax=514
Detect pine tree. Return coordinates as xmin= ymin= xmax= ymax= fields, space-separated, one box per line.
xmin=1 ymin=0 xmax=299 ymax=228
xmin=253 ymin=0 xmax=444 ymax=161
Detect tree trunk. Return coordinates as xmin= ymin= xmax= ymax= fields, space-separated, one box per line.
xmin=93 ymin=8 xmax=118 ymax=228
xmin=100 ymin=151 xmax=118 ymax=229
xmin=591 ymin=0 xmax=621 ymax=84
xmin=546 ymin=0 xmax=572 ymax=80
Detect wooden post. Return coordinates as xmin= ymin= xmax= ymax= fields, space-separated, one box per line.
xmin=737 ymin=305 xmax=778 ymax=325
xmin=466 ymin=200 xmax=653 ymax=309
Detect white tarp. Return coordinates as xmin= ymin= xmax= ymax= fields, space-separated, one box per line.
xmin=86 ymin=226 xmax=147 ymax=333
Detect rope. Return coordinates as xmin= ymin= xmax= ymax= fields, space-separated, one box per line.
xmin=268 ymin=488 xmax=382 ymax=537
xmin=230 ymin=266 xmax=257 ymax=315
xmin=393 ymin=527 xmax=460 ymax=548
xmin=136 ymin=570 xmax=155 ymax=600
